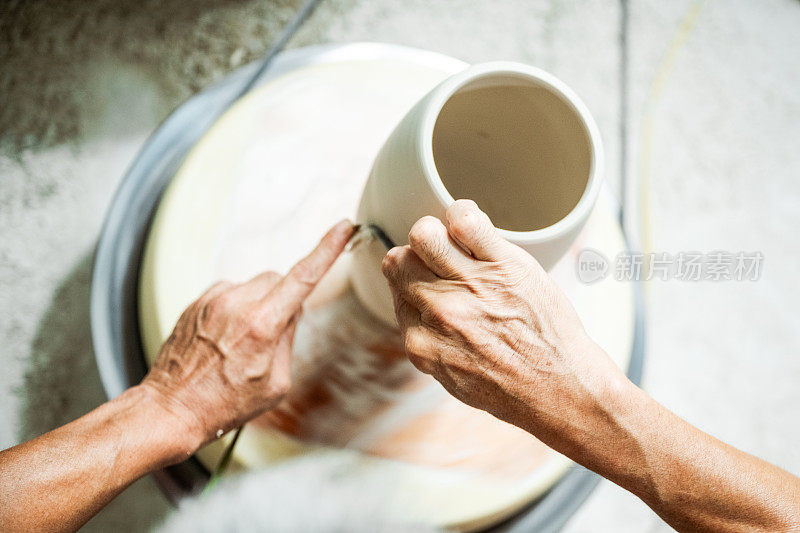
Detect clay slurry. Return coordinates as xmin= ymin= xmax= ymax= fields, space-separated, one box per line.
xmin=432 ymin=81 xmax=592 ymax=232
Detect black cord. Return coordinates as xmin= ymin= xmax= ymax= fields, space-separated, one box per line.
xmin=235 ymin=0 xmax=324 ymax=100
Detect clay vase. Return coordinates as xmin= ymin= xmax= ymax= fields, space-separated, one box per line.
xmin=351 ymin=61 xmax=604 ymax=325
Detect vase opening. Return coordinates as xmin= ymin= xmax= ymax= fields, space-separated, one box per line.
xmin=431 ymin=73 xmax=593 ymax=232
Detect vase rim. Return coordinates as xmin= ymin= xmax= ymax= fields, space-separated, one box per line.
xmin=417 ymin=60 xmax=604 ymax=245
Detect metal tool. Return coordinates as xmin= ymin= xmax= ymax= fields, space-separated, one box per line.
xmin=346 ymin=223 xmax=396 ymax=252
xmin=365 ymin=224 xmax=396 ymax=250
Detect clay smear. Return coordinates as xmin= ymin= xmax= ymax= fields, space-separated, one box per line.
xmin=255 ymin=289 xmax=553 ymax=480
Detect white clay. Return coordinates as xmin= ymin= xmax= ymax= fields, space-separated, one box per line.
xmin=351 ymin=62 xmax=603 ymax=325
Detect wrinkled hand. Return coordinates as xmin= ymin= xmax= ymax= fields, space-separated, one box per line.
xmin=142 ymin=220 xmax=355 ymax=449
xmin=381 ymin=200 xmax=628 ymax=449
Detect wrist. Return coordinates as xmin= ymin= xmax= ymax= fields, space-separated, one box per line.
xmin=517 ymin=335 xmax=643 ymax=472
xmin=115 ymin=384 xmax=205 ymax=467
xmin=554 ymin=342 xmax=654 ymax=488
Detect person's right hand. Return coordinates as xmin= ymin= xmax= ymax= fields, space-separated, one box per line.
xmin=381 ymin=200 xmax=631 ymax=453
xmin=141 ymin=220 xmax=355 ymax=453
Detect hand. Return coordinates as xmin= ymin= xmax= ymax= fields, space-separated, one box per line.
xmin=381 ymin=200 xmax=800 ymax=532
xmin=381 ymin=200 xmax=628 ymax=451
xmin=141 ymin=220 xmax=355 ymax=451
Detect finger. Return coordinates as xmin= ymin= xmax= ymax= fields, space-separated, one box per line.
xmin=273 ymin=312 xmax=300 ymax=377
xmin=390 ymin=288 xmax=436 ymax=373
xmin=190 ymin=280 xmax=235 ymax=328
xmin=402 ymin=325 xmax=439 ymax=375
xmin=234 ymin=271 xmax=282 ymax=302
xmin=445 ymin=199 xmax=510 ymax=261
xmin=199 ymin=280 xmax=235 ymax=302
xmin=187 ymin=281 xmax=235 ymax=325
xmin=391 ymin=287 xmax=421 ymax=332
xmin=266 ymin=219 xmax=356 ymax=323
xmin=381 ymin=246 xmax=439 ymax=311
xmin=408 ymin=216 xmax=475 ymax=279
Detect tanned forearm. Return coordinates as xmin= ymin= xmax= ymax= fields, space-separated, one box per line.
xmin=0 ymin=221 xmax=353 ymax=532
xmin=383 ymin=200 xmax=800 ymax=533
xmin=0 ymin=385 xmax=199 ymax=533
xmin=533 ymin=342 xmax=800 ymax=533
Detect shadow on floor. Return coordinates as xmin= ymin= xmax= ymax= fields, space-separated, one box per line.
xmin=19 ymin=252 xmax=170 ymax=532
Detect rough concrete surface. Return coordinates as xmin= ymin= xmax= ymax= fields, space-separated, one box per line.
xmin=1 ymin=0 xmax=799 ymax=531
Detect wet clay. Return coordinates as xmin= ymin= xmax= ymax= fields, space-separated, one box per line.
xmin=256 ymin=288 xmax=554 ymax=480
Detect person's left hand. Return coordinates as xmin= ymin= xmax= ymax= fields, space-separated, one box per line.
xmin=140 ymin=220 xmax=355 ymax=451
xmin=380 ymin=200 xmax=625 ymax=447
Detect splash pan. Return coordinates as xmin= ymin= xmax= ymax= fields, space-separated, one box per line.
xmin=91 ymin=42 xmax=644 ymax=532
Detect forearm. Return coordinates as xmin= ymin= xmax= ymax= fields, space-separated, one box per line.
xmin=0 ymin=385 xmax=199 ymax=532
xmin=381 ymin=202 xmax=800 ymax=531
xmin=526 ymin=341 xmax=800 ymax=532
xmin=618 ymin=390 xmax=800 ymax=531
xmin=0 ymin=224 xmax=349 ymax=532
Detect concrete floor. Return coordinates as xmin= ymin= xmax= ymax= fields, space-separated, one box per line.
xmin=1 ymin=0 xmax=799 ymax=531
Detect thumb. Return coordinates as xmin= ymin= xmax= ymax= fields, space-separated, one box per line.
xmin=445 ymin=199 xmax=510 ymax=261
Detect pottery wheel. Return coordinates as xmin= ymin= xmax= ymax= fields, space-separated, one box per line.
xmin=138 ymin=49 xmax=634 ymax=531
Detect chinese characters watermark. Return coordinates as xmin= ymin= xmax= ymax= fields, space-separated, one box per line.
xmin=576 ymin=249 xmax=763 ymax=284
